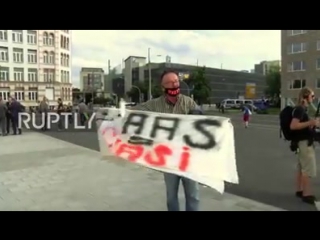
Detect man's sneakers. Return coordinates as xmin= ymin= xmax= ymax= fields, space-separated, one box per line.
xmin=296 ymin=191 xmax=317 ymax=205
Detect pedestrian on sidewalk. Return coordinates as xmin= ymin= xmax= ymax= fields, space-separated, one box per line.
xmin=134 ymin=70 xmax=200 ymax=211
xmin=78 ymin=100 xmax=89 ymax=126
xmin=57 ymin=98 xmax=64 ymax=131
xmin=66 ymin=102 xmax=73 ymax=124
xmin=39 ymin=97 xmax=49 ymax=131
xmin=10 ymin=97 xmax=23 ymax=135
xmin=0 ymin=97 xmax=7 ymax=136
xmin=290 ymin=87 xmax=319 ymax=205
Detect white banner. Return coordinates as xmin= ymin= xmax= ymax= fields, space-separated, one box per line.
xmin=96 ymin=108 xmax=238 ymax=193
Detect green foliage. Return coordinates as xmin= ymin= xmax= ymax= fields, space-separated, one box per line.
xmin=152 ymin=85 xmax=163 ymax=98
xmin=185 ymin=66 xmax=211 ymax=105
xmin=265 ymin=65 xmax=281 ymax=107
xmin=265 ymin=65 xmax=281 ymax=97
xmin=126 ymin=82 xmax=147 ymax=102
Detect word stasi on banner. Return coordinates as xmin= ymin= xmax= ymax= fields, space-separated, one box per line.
xmin=18 ymin=112 xmax=96 ymax=131
xmin=96 ymin=106 xmax=238 ymax=194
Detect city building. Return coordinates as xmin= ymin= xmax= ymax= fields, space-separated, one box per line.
xmin=79 ymin=67 xmax=104 ymax=94
xmin=280 ymin=30 xmax=320 ymax=108
xmin=104 ymin=62 xmax=123 ymax=97
xmin=121 ymin=56 xmax=266 ymax=103
xmin=254 ymin=60 xmax=280 ymax=75
xmin=0 ymin=30 xmax=72 ymax=107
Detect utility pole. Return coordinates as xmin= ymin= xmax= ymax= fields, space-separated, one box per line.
xmin=92 ymin=71 xmax=94 ymax=103
xmin=108 ymin=59 xmax=111 ymax=74
xmin=148 ymin=48 xmax=152 ymax=100
xmin=108 ymin=59 xmax=111 ymax=99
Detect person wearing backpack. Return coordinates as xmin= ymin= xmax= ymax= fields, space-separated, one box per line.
xmin=242 ymin=105 xmax=252 ymax=128
xmin=289 ymin=87 xmax=319 ymax=204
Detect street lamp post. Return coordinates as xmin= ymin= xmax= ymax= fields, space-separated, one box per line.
xmin=148 ymin=48 xmax=152 ymax=100
xmin=131 ymin=85 xmax=142 ymax=103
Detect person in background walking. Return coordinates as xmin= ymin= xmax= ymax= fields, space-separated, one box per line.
xmin=242 ymin=104 xmax=252 ymax=128
xmin=0 ymin=97 xmax=7 ymax=136
xmin=78 ymin=100 xmax=88 ymax=126
xmin=39 ymin=97 xmax=49 ymax=131
xmin=134 ymin=70 xmax=200 ymax=211
xmin=57 ymin=98 xmax=64 ymax=131
xmin=10 ymin=97 xmax=22 ymax=135
xmin=66 ymin=102 xmax=73 ymax=124
xmin=5 ymin=98 xmax=12 ymax=135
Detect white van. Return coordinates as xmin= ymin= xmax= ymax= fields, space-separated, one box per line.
xmin=221 ymin=99 xmax=253 ymax=109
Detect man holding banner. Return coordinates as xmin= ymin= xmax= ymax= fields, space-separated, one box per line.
xmin=134 ymin=70 xmax=200 ymax=211
xmin=96 ymin=70 xmax=238 ymax=211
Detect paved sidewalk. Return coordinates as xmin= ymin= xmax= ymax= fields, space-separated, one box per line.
xmin=0 ymin=132 xmax=285 ymax=211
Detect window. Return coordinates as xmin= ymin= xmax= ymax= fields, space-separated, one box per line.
xmin=13 ymin=68 xmax=24 ymax=81
xmin=27 ymin=50 xmax=37 ymax=64
xmin=66 ymin=71 xmax=70 ymax=82
xmin=43 ymin=32 xmax=48 ymax=45
xmin=61 ymin=70 xmax=65 ymax=82
xmin=49 ymin=51 xmax=55 ymax=64
xmin=27 ymin=30 xmax=37 ymax=44
xmin=28 ymin=91 xmax=38 ymax=101
xmin=12 ymin=30 xmax=23 ymax=43
xmin=13 ymin=48 xmax=24 ymax=63
xmin=0 ymin=67 xmax=9 ymax=81
xmin=60 ymin=53 xmax=64 ymax=65
xmin=287 ymin=42 xmax=307 ymax=54
xmin=43 ymin=51 xmax=48 ymax=63
xmin=14 ymin=91 xmax=25 ymax=101
xmin=0 ymin=30 xmax=8 ymax=41
xmin=287 ymin=30 xmax=308 ymax=36
xmin=66 ymin=55 xmax=69 ymax=66
xmin=66 ymin=38 xmax=69 ymax=50
xmin=316 ymin=78 xmax=320 ymax=89
xmin=61 ymin=71 xmax=70 ymax=83
xmin=43 ymin=69 xmax=54 ymax=82
xmin=287 ymin=61 xmax=306 ymax=72
xmin=28 ymin=69 xmax=37 ymax=82
xmin=0 ymin=47 xmax=8 ymax=62
xmin=288 ymin=79 xmax=306 ymax=89
xmin=48 ymin=33 xmax=54 ymax=46
xmin=60 ymin=36 xmax=64 ymax=48
xmin=317 ymin=58 xmax=320 ymax=69
xmin=0 ymin=91 xmax=10 ymax=101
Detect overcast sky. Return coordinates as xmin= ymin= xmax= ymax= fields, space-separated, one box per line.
xmin=71 ymin=30 xmax=280 ymax=87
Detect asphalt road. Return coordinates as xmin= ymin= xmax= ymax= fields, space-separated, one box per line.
xmin=24 ymin=113 xmax=320 ymax=211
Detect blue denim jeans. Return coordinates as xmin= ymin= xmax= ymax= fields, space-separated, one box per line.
xmin=163 ymin=173 xmax=200 ymax=211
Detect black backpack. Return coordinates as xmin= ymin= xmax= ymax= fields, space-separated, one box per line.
xmin=280 ymin=106 xmax=295 ymax=140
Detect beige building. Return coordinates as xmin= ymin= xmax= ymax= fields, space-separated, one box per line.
xmin=281 ymin=30 xmax=320 ymax=108
xmin=0 ymin=30 xmax=72 ymax=107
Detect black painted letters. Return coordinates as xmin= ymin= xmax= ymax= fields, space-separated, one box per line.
xmin=122 ymin=113 xmax=148 ymax=135
xmin=183 ymin=119 xmax=221 ymax=150
xmin=150 ymin=117 xmax=180 ymax=141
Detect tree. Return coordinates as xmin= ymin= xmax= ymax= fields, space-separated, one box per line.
xmin=265 ymin=65 xmax=281 ymax=107
xmin=72 ymin=88 xmax=81 ymax=100
xmin=126 ymin=82 xmax=146 ymax=103
xmin=152 ymin=85 xmax=163 ymax=98
xmin=186 ymin=66 xmax=211 ymax=105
